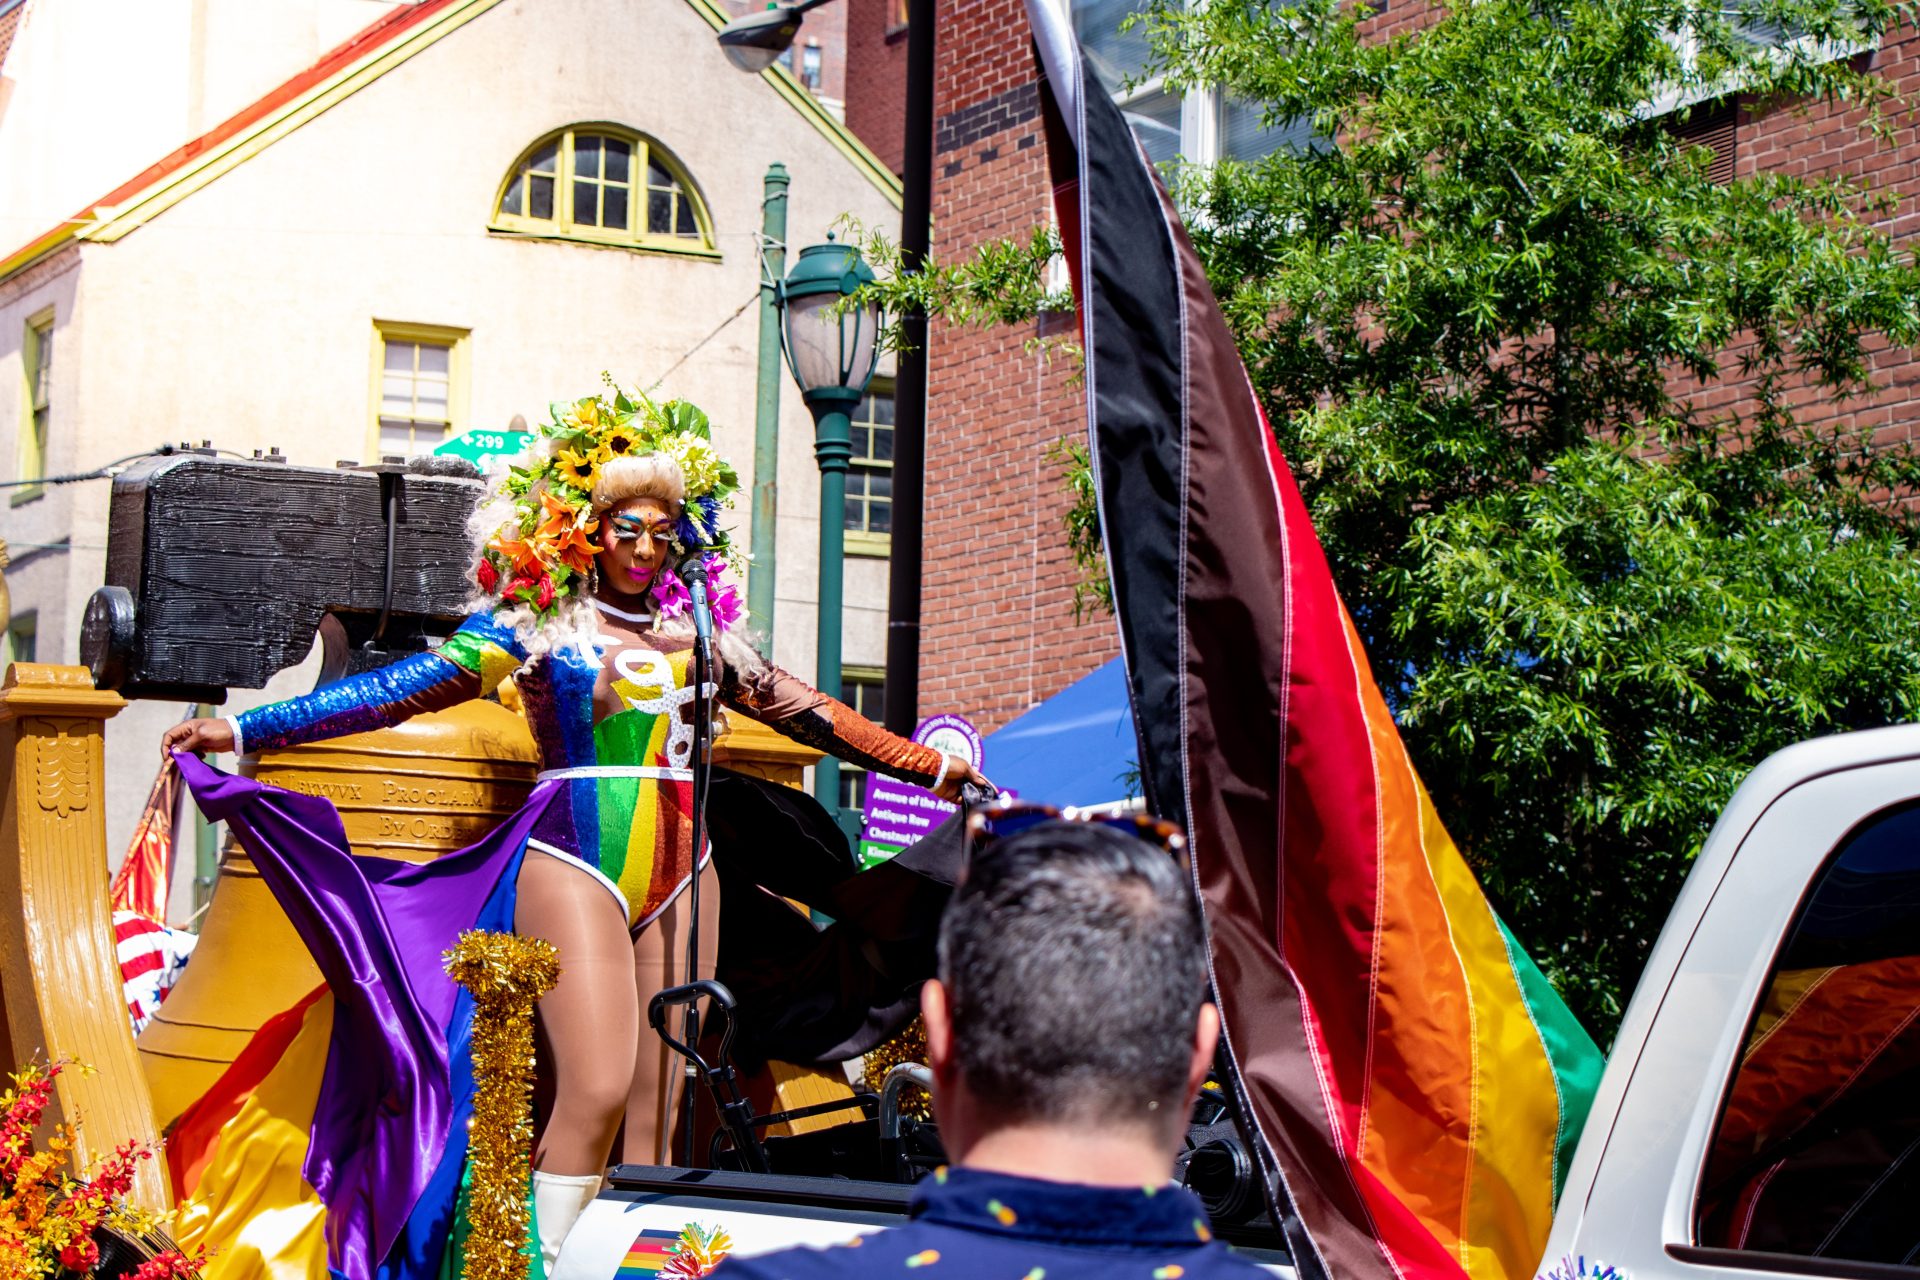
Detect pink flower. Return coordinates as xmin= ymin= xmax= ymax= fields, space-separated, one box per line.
xmin=650 ymin=569 xmax=692 ymax=618
xmin=708 ymin=570 xmax=743 ymax=633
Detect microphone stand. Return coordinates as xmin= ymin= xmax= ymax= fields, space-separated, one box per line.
xmin=677 ymin=553 xmax=717 ymax=1168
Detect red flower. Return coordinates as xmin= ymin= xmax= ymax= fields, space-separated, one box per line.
xmin=534 ymin=574 xmax=556 ymax=610
xmin=476 ymin=558 xmax=499 ymax=593
xmin=129 ymin=1248 xmax=208 ymax=1280
xmin=1 ymin=1062 xmax=61 ymax=1182
xmin=60 ymin=1237 xmax=99 ymax=1271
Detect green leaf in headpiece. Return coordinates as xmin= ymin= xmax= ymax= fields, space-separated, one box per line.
xmin=663 ymin=400 xmax=711 ymax=440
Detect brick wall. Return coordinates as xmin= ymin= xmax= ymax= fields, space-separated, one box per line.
xmin=723 ymin=0 xmax=850 ymax=108
xmin=1725 ymin=35 xmax=1920 ymax=455
xmin=1364 ymin=0 xmax=1920 ymax=455
xmin=922 ymin=0 xmax=1116 ymax=731
xmin=845 ymin=0 xmax=911 ymax=175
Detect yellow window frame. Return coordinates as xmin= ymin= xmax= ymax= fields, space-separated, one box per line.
xmin=489 ymin=124 xmax=720 ymax=259
xmin=842 ymin=666 xmax=887 ymax=717
xmin=13 ymin=307 xmax=52 ymax=507
xmin=367 ymin=320 xmax=471 ymax=462
xmin=845 ymin=377 xmax=895 ymax=557
xmin=837 ymin=665 xmax=889 ymax=808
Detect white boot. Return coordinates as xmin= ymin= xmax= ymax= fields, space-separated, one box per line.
xmin=532 ymin=1170 xmax=603 ymax=1277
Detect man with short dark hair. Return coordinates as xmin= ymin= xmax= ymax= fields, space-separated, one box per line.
xmin=713 ymin=819 xmax=1272 ymax=1278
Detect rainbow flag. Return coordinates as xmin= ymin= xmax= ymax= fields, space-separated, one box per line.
xmin=615 ymin=1229 xmax=686 ymax=1276
xmin=1022 ymin=10 xmax=1606 ymax=1280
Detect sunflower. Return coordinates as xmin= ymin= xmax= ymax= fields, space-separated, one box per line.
xmin=598 ymin=424 xmax=642 ymax=459
xmin=554 ymin=447 xmax=599 ymax=491
xmin=560 ymin=397 xmax=603 ymax=432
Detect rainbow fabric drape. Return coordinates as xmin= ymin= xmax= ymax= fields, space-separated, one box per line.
xmin=168 ymin=752 xmax=538 ymax=1280
xmin=1021 ymin=10 xmax=1606 ymax=1280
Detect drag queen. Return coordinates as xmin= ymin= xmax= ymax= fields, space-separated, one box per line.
xmin=164 ymin=392 xmax=986 ymax=1278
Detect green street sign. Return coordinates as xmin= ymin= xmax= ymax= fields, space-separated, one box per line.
xmin=857 ymin=838 xmax=905 ymax=871
xmin=435 ymin=429 xmax=530 ymax=466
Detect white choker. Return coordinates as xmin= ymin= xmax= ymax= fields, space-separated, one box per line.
xmin=591 ymin=596 xmax=656 ymax=624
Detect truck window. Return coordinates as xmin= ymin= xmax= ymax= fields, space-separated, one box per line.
xmin=1695 ymin=800 xmax=1920 ymax=1265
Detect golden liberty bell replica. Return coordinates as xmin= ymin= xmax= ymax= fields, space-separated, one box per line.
xmin=79 ymin=453 xmax=543 ymax=1128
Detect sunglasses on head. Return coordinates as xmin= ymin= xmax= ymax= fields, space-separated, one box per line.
xmin=965 ymin=799 xmax=1188 ymax=859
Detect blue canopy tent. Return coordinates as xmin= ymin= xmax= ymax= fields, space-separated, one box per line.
xmin=981 ymin=657 xmax=1139 ymax=808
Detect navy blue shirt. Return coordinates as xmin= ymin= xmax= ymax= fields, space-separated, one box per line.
xmin=710 ymin=1166 xmax=1274 ymax=1279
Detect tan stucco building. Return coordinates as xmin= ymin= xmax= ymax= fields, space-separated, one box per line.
xmin=0 ymin=0 xmax=904 ymax=885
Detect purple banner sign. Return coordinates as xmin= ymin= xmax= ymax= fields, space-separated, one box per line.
xmin=858 ymin=714 xmax=989 ymax=867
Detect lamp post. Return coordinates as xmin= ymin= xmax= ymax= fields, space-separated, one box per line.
xmin=777 ymin=237 xmax=882 ymax=828
xmin=716 ymin=0 xmax=936 ymax=737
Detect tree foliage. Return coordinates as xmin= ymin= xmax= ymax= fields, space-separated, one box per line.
xmin=862 ymin=0 xmax=1920 ymax=1037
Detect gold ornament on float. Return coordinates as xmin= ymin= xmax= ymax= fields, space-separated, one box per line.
xmin=862 ymin=1017 xmax=932 ymax=1121
xmin=444 ymin=930 xmax=561 ymax=1280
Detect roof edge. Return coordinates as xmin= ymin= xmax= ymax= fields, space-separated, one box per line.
xmin=0 ymin=0 xmax=503 ymax=284
xmin=679 ymin=0 xmax=904 ymax=210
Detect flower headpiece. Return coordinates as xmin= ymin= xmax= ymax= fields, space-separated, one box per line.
xmin=475 ymin=388 xmax=743 ymax=629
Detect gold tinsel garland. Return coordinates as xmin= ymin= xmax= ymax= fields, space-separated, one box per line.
xmin=861 ymin=1017 xmax=932 ymax=1120
xmin=444 ymin=930 xmax=561 ymax=1280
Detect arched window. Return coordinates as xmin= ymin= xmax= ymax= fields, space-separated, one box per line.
xmin=490 ymin=125 xmax=715 ymax=255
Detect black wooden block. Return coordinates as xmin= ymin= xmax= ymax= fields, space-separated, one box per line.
xmin=85 ymin=454 xmax=486 ymax=702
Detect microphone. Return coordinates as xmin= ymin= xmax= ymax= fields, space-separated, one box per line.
xmin=677 ymin=548 xmax=715 ymax=644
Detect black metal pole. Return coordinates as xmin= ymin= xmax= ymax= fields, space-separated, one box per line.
xmin=884 ymin=0 xmax=935 ymax=736
xmin=678 ymin=570 xmax=716 ymax=1166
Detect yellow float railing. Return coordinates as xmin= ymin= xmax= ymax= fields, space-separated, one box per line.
xmin=0 ymin=663 xmax=170 ymax=1210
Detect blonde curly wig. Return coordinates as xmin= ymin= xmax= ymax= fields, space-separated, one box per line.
xmin=593 ymin=453 xmax=686 ymax=515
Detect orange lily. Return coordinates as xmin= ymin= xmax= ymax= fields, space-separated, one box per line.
xmin=553 ymin=521 xmax=600 ymax=575
xmin=491 ymin=534 xmax=546 ymax=577
xmin=533 ymin=490 xmax=577 ymax=540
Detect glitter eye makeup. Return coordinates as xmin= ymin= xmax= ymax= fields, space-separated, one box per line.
xmin=607 ymin=516 xmax=675 ymax=544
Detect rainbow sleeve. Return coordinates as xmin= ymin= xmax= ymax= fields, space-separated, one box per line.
xmin=434 ymin=611 xmax=529 ymax=691
xmin=232 ymin=613 xmax=524 ymax=753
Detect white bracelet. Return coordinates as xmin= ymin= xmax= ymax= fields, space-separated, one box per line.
xmin=935 ymin=750 xmax=953 ymax=788
xmin=225 ymin=717 xmax=245 ymax=757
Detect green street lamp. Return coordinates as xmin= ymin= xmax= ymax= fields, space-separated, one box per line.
xmin=777 ymin=236 xmax=882 ymax=832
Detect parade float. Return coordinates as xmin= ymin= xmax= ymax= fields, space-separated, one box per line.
xmin=0 ymin=440 xmax=909 ymax=1278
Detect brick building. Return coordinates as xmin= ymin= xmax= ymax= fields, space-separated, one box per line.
xmin=840 ymin=0 xmax=1120 ymax=734
xmin=844 ymin=0 xmax=909 ymax=172
xmin=840 ymin=0 xmax=1312 ymax=734
xmin=841 ymin=0 xmax=1920 ymax=741
xmin=912 ymin=1 xmax=1116 ymax=732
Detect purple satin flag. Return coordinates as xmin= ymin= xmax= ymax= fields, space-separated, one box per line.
xmin=177 ymin=752 xmax=560 ymax=1278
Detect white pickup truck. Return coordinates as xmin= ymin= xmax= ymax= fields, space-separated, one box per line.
xmin=560 ymin=725 xmax=1920 ymax=1279
xmin=1544 ymin=723 xmax=1918 ymax=1280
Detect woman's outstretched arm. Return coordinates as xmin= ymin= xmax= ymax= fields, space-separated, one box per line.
xmin=162 ymin=613 xmax=528 ymax=757
xmin=719 ymin=660 xmax=992 ymax=802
